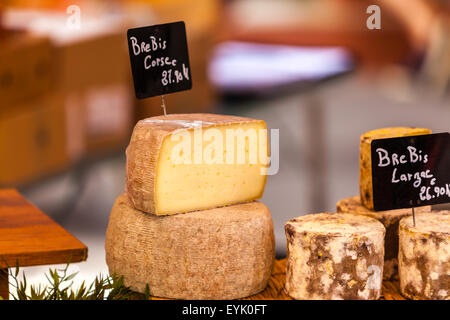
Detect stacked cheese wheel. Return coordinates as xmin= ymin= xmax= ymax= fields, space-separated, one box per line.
xmin=337 ymin=127 xmax=432 ymax=280
xmin=333 ymin=127 xmax=449 ymax=300
xmin=105 ymin=114 xmax=275 ymax=299
xmin=336 ymin=196 xmax=430 ymax=280
xmin=285 ymin=213 xmax=385 ymax=300
xmin=399 ymin=211 xmax=449 ymax=300
xmin=284 ymin=127 xmax=448 ymax=300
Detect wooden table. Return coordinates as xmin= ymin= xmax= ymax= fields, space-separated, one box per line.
xmin=0 ymin=189 xmax=87 ymax=299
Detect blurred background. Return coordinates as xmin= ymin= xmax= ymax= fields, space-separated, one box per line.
xmin=0 ymin=0 xmax=449 ymax=286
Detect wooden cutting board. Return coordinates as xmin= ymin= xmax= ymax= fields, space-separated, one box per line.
xmin=148 ymin=258 xmax=406 ymax=300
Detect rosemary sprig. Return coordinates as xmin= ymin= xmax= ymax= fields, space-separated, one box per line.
xmin=3 ymin=262 xmax=136 ymax=300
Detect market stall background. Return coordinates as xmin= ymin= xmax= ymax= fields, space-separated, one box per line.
xmin=0 ymin=0 xmax=449 ymax=295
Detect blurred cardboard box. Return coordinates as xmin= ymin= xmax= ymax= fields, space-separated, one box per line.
xmin=49 ymin=21 xmax=134 ymax=155
xmin=83 ymin=84 xmax=133 ymax=154
xmin=65 ymin=83 xmax=133 ymax=159
xmin=2 ymin=8 xmax=134 ymax=155
xmin=55 ymin=32 xmax=130 ymax=94
xmin=1 ymin=7 xmax=130 ymax=94
xmin=0 ymin=93 xmax=68 ymax=186
xmin=56 ymin=31 xmax=135 ymax=155
xmin=46 ymin=16 xmax=133 ymax=154
xmin=0 ymin=31 xmax=54 ymax=109
xmin=147 ymin=0 xmax=220 ymax=35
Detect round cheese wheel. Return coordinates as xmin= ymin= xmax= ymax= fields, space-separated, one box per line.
xmin=336 ymin=196 xmax=431 ymax=280
xmin=285 ymin=213 xmax=385 ymax=300
xmin=399 ymin=211 xmax=449 ymax=300
xmin=105 ymin=194 xmax=275 ymax=299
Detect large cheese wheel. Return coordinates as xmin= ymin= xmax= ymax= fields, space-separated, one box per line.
xmin=359 ymin=127 xmax=431 ymax=210
xmin=336 ymin=195 xmax=431 ymax=280
xmin=399 ymin=211 xmax=449 ymax=300
xmin=285 ymin=213 xmax=385 ymax=300
xmin=126 ymin=113 xmax=269 ymax=215
xmin=105 ymin=194 xmax=275 ymax=300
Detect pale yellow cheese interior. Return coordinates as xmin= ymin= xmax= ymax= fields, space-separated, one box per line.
xmin=155 ymin=121 xmax=268 ymax=215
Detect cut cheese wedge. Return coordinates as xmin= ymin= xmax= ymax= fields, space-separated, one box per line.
xmin=105 ymin=194 xmax=275 ymax=300
xmin=126 ymin=113 xmax=269 ymax=215
xmin=359 ymin=127 xmax=431 ymax=210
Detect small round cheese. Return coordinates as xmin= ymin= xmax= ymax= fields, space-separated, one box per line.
xmin=285 ymin=213 xmax=385 ymax=300
xmin=337 ymin=196 xmax=431 ymax=280
xmin=105 ymin=194 xmax=275 ymax=299
xmin=399 ymin=211 xmax=449 ymax=300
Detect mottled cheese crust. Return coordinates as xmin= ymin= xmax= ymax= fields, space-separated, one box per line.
xmin=399 ymin=211 xmax=449 ymax=300
xmin=336 ymin=196 xmax=431 ymax=280
xmin=359 ymin=127 xmax=431 ymax=210
xmin=126 ymin=113 xmax=268 ymax=215
xmin=105 ymin=194 xmax=275 ymax=300
xmin=285 ymin=213 xmax=385 ymax=300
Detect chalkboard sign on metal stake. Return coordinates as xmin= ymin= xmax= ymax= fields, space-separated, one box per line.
xmin=127 ymin=21 xmax=192 ymax=101
xmin=371 ymin=132 xmax=449 ymax=211
xmin=161 ymin=95 xmax=167 ymax=116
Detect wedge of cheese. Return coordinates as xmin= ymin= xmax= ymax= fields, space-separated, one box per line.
xmin=285 ymin=213 xmax=385 ymax=300
xmin=399 ymin=211 xmax=449 ymax=300
xmin=126 ymin=113 xmax=269 ymax=215
xmin=336 ymin=195 xmax=431 ymax=280
xmin=359 ymin=127 xmax=431 ymax=210
xmin=105 ymin=194 xmax=275 ymax=300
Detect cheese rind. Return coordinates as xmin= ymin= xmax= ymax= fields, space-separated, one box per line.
xmin=105 ymin=194 xmax=275 ymax=300
xmin=285 ymin=213 xmax=385 ymax=300
xmin=359 ymin=127 xmax=431 ymax=210
xmin=336 ymin=196 xmax=431 ymax=280
xmin=398 ymin=211 xmax=450 ymax=300
xmin=126 ymin=113 xmax=268 ymax=215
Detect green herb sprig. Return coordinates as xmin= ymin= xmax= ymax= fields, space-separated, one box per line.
xmin=1 ymin=261 xmax=135 ymax=300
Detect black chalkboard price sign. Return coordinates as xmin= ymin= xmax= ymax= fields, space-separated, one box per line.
xmin=371 ymin=132 xmax=450 ymax=211
xmin=127 ymin=21 xmax=192 ymax=99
